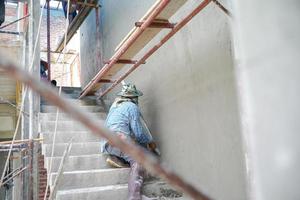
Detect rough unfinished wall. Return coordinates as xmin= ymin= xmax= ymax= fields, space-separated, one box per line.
xmin=81 ymin=0 xmax=247 ymax=199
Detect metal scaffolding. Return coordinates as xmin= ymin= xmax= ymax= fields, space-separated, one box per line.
xmin=54 ymin=0 xmax=98 ymax=52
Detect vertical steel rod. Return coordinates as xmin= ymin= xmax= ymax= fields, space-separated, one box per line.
xmin=95 ymin=6 xmax=101 ymax=69
xmin=28 ymin=140 xmax=33 ymax=200
xmin=47 ymin=0 xmax=51 ymax=81
xmin=48 ymin=139 xmax=73 ymax=200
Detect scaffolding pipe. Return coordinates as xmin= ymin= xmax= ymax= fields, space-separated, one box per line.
xmin=95 ymin=6 xmax=101 ymax=72
xmin=48 ymin=138 xmax=73 ymax=200
xmin=0 ymin=138 xmax=42 ymax=145
xmin=0 ymin=166 xmax=28 ymax=187
xmin=0 ymin=14 xmax=30 ymax=29
xmin=0 ymin=148 xmax=22 ymax=152
xmin=2 ymin=166 xmax=23 ymax=181
xmin=0 ymin=55 xmax=210 ymax=200
xmin=79 ymin=0 xmax=171 ymax=98
xmin=47 ymin=0 xmax=51 ymax=80
xmin=0 ymin=30 xmax=20 ymax=35
xmin=0 ymin=143 xmax=27 ymax=149
xmin=55 ymin=0 xmax=98 ymax=52
xmin=28 ymin=140 xmax=33 ymax=200
xmin=99 ymin=0 xmax=212 ymax=97
xmin=0 ymin=96 xmax=30 ymax=116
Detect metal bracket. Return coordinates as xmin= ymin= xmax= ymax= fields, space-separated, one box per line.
xmin=98 ymin=79 xmax=115 ymax=83
xmin=77 ymin=1 xmax=100 ymax=8
xmin=104 ymin=59 xmax=146 ymax=65
xmin=135 ymin=20 xmax=176 ymax=29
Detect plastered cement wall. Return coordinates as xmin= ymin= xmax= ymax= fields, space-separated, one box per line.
xmin=80 ymin=8 xmax=103 ymax=88
xmin=231 ymin=0 xmax=300 ymax=199
xmin=80 ymin=1 xmax=247 ymax=199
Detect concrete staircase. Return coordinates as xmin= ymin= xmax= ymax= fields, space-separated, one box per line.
xmin=39 ymin=87 xmax=183 ymax=200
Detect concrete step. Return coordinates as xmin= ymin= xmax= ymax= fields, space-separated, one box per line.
xmin=42 ymin=98 xmax=105 ymax=107
xmin=42 ymin=95 xmax=111 ymax=106
xmin=41 ymin=131 xmax=100 ymax=144
xmin=41 ymin=94 xmax=80 ymax=104
xmin=42 ymin=142 xmax=100 ymax=157
xmin=44 ymin=154 xmax=109 ymax=173
xmin=50 ymin=168 xmax=130 ymax=190
xmin=56 ymin=184 xmax=127 ymax=200
xmin=39 ymin=112 xmax=107 ymax=121
xmin=41 ymin=105 xmax=106 ymax=113
xmin=40 ymin=120 xmax=105 ymax=132
xmin=55 ymin=181 xmax=183 ymax=200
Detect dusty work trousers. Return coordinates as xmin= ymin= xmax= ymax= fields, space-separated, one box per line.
xmin=103 ymin=143 xmax=145 ymax=200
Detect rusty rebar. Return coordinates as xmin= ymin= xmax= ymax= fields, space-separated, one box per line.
xmin=212 ymin=0 xmax=232 ymax=17
xmin=0 ymin=54 xmax=210 ymax=200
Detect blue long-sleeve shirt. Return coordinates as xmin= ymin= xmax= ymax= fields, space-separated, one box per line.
xmin=102 ymin=101 xmax=152 ymax=149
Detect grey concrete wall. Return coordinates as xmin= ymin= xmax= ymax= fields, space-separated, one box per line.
xmin=80 ymin=0 xmax=247 ymax=199
xmin=80 ymin=8 xmax=103 ymax=88
xmin=231 ymin=0 xmax=300 ymax=199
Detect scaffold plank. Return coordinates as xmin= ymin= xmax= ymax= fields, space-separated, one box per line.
xmin=80 ymin=0 xmax=188 ymax=96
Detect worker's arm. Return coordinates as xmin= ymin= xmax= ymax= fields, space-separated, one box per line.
xmin=129 ymin=104 xmax=153 ymax=145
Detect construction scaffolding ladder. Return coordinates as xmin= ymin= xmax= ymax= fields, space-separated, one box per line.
xmin=79 ymin=0 xmax=230 ymax=98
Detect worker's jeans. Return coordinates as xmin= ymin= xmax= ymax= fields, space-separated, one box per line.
xmin=103 ymin=142 xmax=145 ymax=200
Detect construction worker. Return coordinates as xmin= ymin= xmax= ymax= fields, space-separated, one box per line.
xmin=101 ymin=83 xmax=157 ymax=200
xmin=40 ymin=60 xmax=48 ymax=81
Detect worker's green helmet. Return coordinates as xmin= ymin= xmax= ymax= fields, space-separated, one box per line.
xmin=117 ymin=83 xmax=143 ymax=97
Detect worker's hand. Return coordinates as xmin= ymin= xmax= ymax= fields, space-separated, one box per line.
xmin=117 ymin=133 xmax=128 ymax=141
xmin=147 ymin=142 xmax=157 ymax=151
xmin=147 ymin=142 xmax=160 ymax=156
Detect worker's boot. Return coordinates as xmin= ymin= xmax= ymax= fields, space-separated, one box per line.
xmin=128 ymin=161 xmax=145 ymax=200
xmin=106 ymin=155 xmax=129 ymax=168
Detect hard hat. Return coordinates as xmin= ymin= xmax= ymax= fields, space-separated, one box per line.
xmin=117 ymin=83 xmax=143 ymax=97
